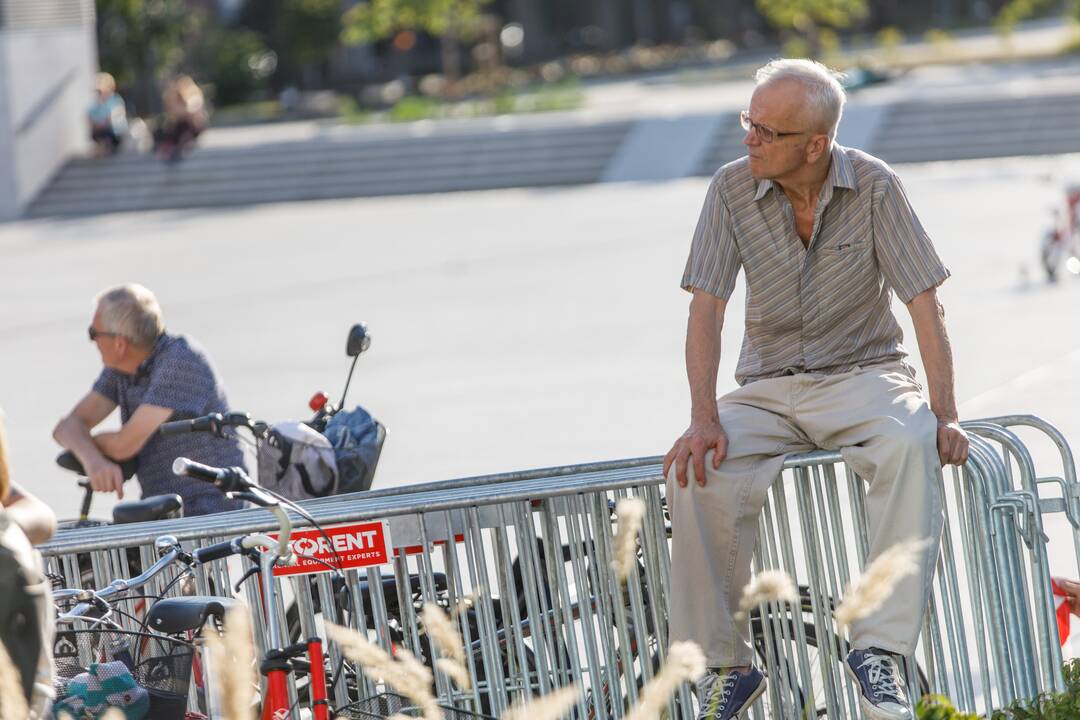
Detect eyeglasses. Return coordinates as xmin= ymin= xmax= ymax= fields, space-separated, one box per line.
xmin=88 ymin=325 xmax=122 ymax=342
xmin=740 ymin=111 xmax=806 ymax=143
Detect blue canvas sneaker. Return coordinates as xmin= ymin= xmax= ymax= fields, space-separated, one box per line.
xmin=695 ymin=665 xmax=766 ymax=720
xmin=844 ymin=648 xmax=913 ymax=720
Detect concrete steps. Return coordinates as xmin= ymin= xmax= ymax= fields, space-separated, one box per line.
xmin=868 ymin=91 xmax=1080 ymax=164
xmin=28 ymin=120 xmax=633 ymax=217
xmin=25 ymin=87 xmax=1080 ymax=218
xmin=694 ymin=112 xmax=743 ymax=177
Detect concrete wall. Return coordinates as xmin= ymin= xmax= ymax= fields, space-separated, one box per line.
xmin=0 ymin=22 xmax=96 ymax=220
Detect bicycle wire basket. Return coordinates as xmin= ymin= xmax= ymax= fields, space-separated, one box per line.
xmin=337 ymin=691 xmax=495 ymax=720
xmin=52 ymin=627 xmax=194 ymax=720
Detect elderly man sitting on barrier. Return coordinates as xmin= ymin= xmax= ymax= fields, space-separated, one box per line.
xmin=663 ymin=59 xmax=970 ymax=720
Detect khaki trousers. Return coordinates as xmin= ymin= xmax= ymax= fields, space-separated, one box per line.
xmin=666 ymin=362 xmax=944 ymax=667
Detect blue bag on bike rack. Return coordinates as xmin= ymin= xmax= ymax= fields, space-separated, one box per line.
xmin=323 ymin=405 xmax=384 ymax=494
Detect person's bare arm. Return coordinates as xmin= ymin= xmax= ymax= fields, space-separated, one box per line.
xmin=93 ymin=404 xmax=173 ymax=461
xmin=907 ymin=287 xmax=969 ymax=465
xmin=53 ymin=392 xmax=126 ymax=497
xmin=663 ymin=289 xmax=729 ymax=487
xmin=2 ymin=482 xmax=57 ymax=544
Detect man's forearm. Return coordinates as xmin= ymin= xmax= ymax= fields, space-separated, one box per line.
xmin=910 ymin=292 xmax=959 ymax=421
xmin=54 ymin=416 xmax=110 ymax=466
xmin=686 ymin=295 xmax=724 ymax=423
xmin=94 ymin=431 xmax=135 ymax=460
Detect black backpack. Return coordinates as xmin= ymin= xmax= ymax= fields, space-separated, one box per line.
xmin=0 ymin=519 xmax=50 ymax=711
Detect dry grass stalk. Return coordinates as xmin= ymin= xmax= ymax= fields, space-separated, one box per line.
xmin=612 ymin=496 xmax=647 ymax=583
xmin=450 ymin=586 xmax=485 ymax=619
xmin=434 ymin=658 xmax=472 ymax=691
xmin=421 ymin=603 xmax=471 ymax=689
xmin=834 ymin=538 xmax=931 ymax=632
xmin=733 ymin=569 xmax=798 ymax=622
xmin=500 ymin=683 xmax=581 ymax=720
xmin=0 ymin=640 xmax=28 ymax=720
xmin=623 ymin=641 xmax=706 ymax=720
xmin=203 ymin=606 xmax=258 ymax=720
xmin=326 ymin=622 xmax=442 ymax=720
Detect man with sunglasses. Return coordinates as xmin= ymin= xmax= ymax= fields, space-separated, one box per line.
xmin=53 ymin=284 xmax=242 ymax=516
xmin=664 ymin=59 xmax=967 ymax=720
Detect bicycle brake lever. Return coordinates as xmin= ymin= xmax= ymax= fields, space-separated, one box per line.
xmin=233 ymin=564 xmax=261 ymax=594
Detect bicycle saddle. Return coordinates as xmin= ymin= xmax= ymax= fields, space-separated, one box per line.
xmin=56 ymin=450 xmax=139 ymax=480
xmin=145 ymin=595 xmax=243 ymax=635
xmin=111 ymin=494 xmax=183 ymax=524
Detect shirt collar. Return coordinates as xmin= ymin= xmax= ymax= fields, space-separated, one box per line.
xmin=753 ymin=144 xmax=857 ymax=202
xmin=132 ymin=332 xmax=169 ymax=381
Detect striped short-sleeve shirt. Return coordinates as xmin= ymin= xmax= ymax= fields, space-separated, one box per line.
xmin=682 ymin=144 xmax=950 ymax=386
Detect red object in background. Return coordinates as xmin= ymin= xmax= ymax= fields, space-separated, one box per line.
xmin=393 ymin=30 xmax=416 ymax=52
xmin=309 ymin=392 xmax=329 ymax=412
xmin=1052 ymin=578 xmax=1072 ymax=647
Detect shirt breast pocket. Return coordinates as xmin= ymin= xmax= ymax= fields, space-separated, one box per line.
xmin=812 ymin=239 xmax=878 ymax=309
xmin=816 ymin=238 xmax=871 ymax=257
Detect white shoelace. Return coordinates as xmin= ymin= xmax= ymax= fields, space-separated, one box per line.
xmin=859 ymin=655 xmax=904 ymax=700
xmin=698 ymin=671 xmax=739 ymax=718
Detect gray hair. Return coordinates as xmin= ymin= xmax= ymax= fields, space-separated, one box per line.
xmin=754 ymin=59 xmax=846 ymax=139
xmin=95 ymin=284 xmax=165 ymax=348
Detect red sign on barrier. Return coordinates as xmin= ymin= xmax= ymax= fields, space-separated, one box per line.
xmin=271 ymin=521 xmax=392 ymax=577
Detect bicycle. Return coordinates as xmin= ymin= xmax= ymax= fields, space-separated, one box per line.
xmin=171 ymin=456 xmax=333 ymax=720
xmin=52 ymin=458 xmax=335 ymax=720
xmin=52 ymin=537 xmax=213 ymax=720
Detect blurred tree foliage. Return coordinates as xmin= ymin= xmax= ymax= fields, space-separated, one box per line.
xmin=342 ymin=0 xmax=494 ymax=81
xmin=193 ymin=28 xmax=273 ymax=106
xmin=95 ymin=0 xmax=205 ymax=113
xmin=278 ymin=0 xmax=342 ymax=76
xmin=236 ymin=0 xmax=342 ymax=87
xmin=995 ymin=0 xmax=1079 ymax=35
xmin=96 ymin=0 xmax=344 ymax=109
xmin=755 ymin=0 xmax=867 ymax=58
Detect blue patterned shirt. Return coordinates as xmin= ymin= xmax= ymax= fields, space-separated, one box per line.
xmin=92 ymin=333 xmax=244 ymax=515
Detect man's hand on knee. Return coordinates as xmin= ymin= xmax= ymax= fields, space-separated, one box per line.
xmin=936 ymin=418 xmax=969 ymax=466
xmin=664 ymin=420 xmax=729 ymax=488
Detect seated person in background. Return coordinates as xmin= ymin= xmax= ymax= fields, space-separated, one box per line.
xmin=0 ymin=410 xmax=57 ymax=545
xmin=87 ymin=72 xmax=127 ymax=157
xmin=155 ymin=74 xmax=208 ymax=161
xmin=53 ymin=284 xmax=244 ymax=516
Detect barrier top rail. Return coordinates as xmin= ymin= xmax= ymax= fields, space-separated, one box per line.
xmin=38 ymin=448 xmax=852 ymax=556
xmin=45 ymin=412 xmax=1063 ymax=556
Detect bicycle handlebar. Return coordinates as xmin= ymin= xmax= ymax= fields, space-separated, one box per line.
xmin=159 ymin=413 xmax=224 ymax=436
xmin=159 ymin=412 xmax=266 ymax=438
xmin=172 ymin=457 xmax=293 ymax=558
xmin=193 ymin=538 xmax=245 ymax=564
xmin=172 ymin=457 xmax=250 ymax=493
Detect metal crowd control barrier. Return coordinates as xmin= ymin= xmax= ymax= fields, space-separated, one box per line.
xmin=39 ymin=415 xmax=1077 ymax=719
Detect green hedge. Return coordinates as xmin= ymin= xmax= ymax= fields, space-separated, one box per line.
xmin=917 ymin=660 xmax=1080 ymax=719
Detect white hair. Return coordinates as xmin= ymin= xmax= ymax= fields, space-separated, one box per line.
xmin=754 ymin=59 xmax=847 ymax=139
xmin=95 ymin=283 xmax=165 ymax=348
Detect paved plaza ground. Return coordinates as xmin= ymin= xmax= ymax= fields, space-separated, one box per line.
xmin=2 ymin=153 xmax=1079 ymax=585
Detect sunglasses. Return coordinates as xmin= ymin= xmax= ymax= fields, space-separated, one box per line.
xmin=88 ymin=325 xmax=123 ymax=342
